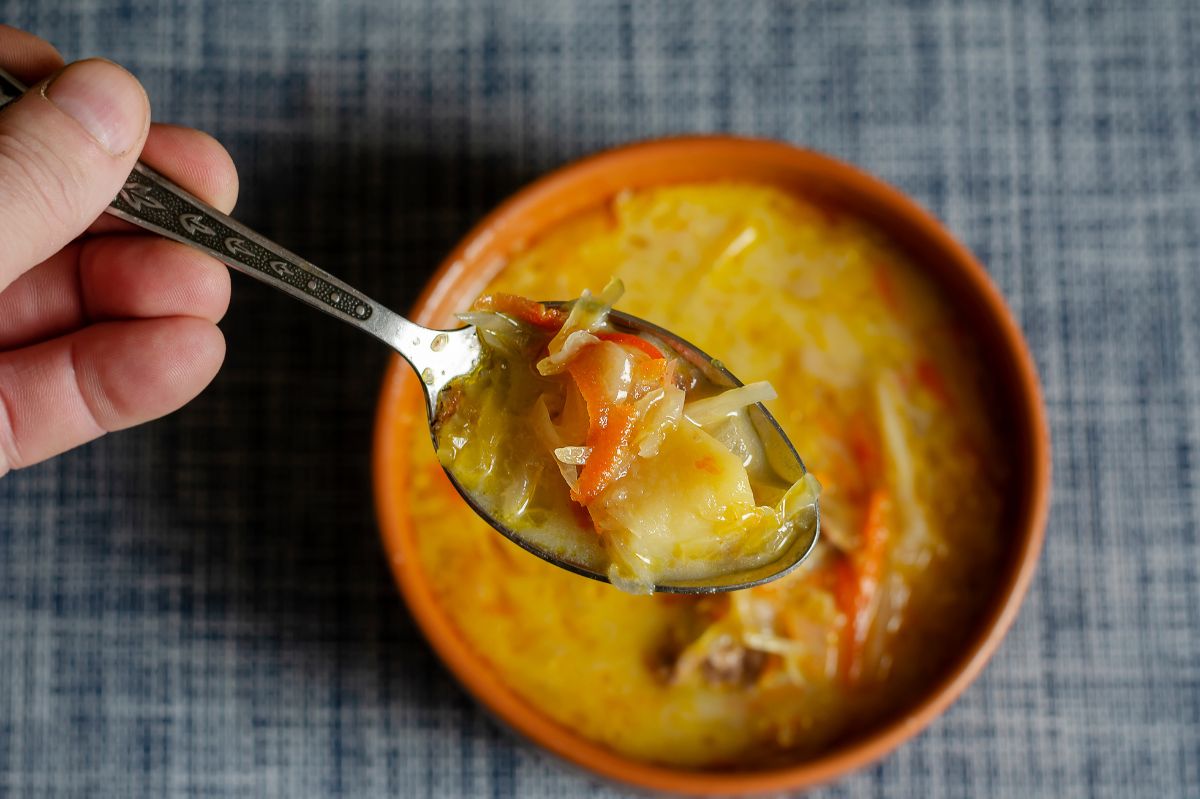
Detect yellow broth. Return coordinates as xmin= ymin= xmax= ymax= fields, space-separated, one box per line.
xmin=400 ymin=183 xmax=1009 ymax=766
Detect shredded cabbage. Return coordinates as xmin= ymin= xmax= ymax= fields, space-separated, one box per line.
xmin=537 ymin=330 xmax=600 ymax=374
xmin=537 ymin=279 xmax=624 ymax=374
xmin=683 ymin=381 xmax=778 ymax=428
xmin=530 ymin=394 xmax=579 ymax=490
xmin=603 ymin=527 xmax=656 ymax=595
xmin=499 ymin=460 xmax=543 ymax=519
xmin=456 ymin=310 xmax=529 ymax=358
xmin=553 ymin=446 xmax=592 ymax=465
xmin=631 ymin=382 xmax=686 ymax=458
xmin=875 ymin=375 xmax=934 ymax=567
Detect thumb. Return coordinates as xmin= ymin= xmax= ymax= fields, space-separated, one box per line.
xmin=0 ymin=58 xmax=149 ymax=292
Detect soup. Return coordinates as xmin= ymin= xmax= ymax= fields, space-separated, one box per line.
xmin=399 ymin=183 xmax=1008 ymax=766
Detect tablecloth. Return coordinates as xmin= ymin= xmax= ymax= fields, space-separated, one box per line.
xmin=1 ymin=1 xmax=1198 ymax=796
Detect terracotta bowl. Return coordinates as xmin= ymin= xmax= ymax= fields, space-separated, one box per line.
xmin=373 ymin=137 xmax=1051 ymax=795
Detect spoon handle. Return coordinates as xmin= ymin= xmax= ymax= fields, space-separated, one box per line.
xmin=0 ymin=67 xmax=428 ymax=353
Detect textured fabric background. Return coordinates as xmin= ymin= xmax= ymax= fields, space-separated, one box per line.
xmin=1 ymin=1 xmax=1197 ymax=796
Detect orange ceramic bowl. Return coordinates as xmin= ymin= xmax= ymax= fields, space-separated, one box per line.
xmin=372 ymin=137 xmax=1051 ymax=795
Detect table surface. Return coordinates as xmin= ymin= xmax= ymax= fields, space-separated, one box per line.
xmin=2 ymin=1 xmax=1198 ymax=796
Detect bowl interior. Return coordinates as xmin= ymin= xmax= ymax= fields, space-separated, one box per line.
xmin=373 ymin=137 xmax=1050 ymax=795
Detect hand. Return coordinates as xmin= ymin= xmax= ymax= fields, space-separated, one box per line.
xmin=0 ymin=26 xmax=236 ymax=477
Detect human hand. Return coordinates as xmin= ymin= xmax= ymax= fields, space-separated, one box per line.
xmin=0 ymin=26 xmax=237 ymax=477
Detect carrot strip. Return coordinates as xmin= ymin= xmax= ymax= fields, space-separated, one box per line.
xmin=848 ymin=422 xmax=880 ymax=479
xmin=472 ymin=293 xmax=567 ymax=329
xmin=563 ymin=345 xmax=641 ymax=507
xmin=571 ymin=403 xmax=639 ymax=505
xmin=564 ymin=345 xmax=612 ymax=414
xmin=834 ymin=489 xmax=889 ymax=685
xmin=633 ymin=357 xmax=668 ymax=386
xmin=596 ymin=331 xmax=665 ymax=359
xmin=561 ymin=334 xmax=673 ymax=507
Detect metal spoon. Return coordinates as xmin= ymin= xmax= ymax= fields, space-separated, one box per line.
xmin=0 ymin=69 xmax=818 ymax=593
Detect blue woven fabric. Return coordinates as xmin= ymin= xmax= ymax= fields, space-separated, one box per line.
xmin=2 ymin=1 xmax=1198 ymax=796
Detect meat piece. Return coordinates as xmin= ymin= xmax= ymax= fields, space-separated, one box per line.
xmin=699 ymin=635 xmax=766 ymax=686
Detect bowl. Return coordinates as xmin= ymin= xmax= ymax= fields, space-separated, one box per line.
xmin=372 ymin=136 xmax=1051 ymax=795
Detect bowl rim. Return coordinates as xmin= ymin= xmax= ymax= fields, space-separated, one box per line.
xmin=372 ymin=135 xmax=1051 ymax=796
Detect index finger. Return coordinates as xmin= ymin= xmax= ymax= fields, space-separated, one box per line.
xmin=0 ymin=25 xmax=65 ymax=84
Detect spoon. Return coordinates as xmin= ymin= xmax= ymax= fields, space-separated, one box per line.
xmin=0 ymin=68 xmax=818 ymax=593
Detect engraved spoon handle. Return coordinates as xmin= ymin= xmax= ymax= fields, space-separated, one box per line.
xmin=0 ymin=67 xmax=431 ymax=361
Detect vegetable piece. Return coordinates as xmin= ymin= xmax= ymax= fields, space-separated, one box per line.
xmin=876 ymin=375 xmax=933 ymax=564
xmin=633 ymin=357 xmax=668 ymax=387
xmin=834 ymin=488 xmax=889 ymax=685
xmin=683 ymin=381 xmax=778 ymax=428
xmin=596 ymin=331 xmax=665 ymax=360
xmin=706 ymin=404 xmax=769 ymax=474
xmin=565 ymin=342 xmax=641 ymax=504
xmin=631 ymin=383 xmax=686 ymax=458
xmin=848 ymin=420 xmax=880 ymax=478
xmin=539 ymin=280 xmax=625 ymax=374
xmin=472 ymin=293 xmax=567 ymax=329
xmin=553 ymin=446 xmax=592 ymax=465
xmin=595 ymin=423 xmax=762 ymax=591
xmin=710 ymin=224 xmax=759 ymax=272
xmin=455 ymin=310 xmax=532 ymax=358
xmin=572 ymin=403 xmax=639 ymax=505
xmin=539 ymin=330 xmax=600 ymax=376
xmin=529 ymin=394 xmax=579 ymax=490
xmin=499 ymin=460 xmax=543 ymax=518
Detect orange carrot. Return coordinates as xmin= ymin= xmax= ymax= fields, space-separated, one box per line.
xmin=571 ymin=403 xmax=639 ymax=505
xmin=848 ymin=421 xmax=880 ymax=479
xmin=694 ymin=455 xmax=721 ymax=475
xmin=834 ymin=489 xmax=889 ymax=685
xmin=564 ymin=345 xmax=612 ymax=416
xmin=595 ymin=331 xmax=665 ymax=360
xmin=472 ymin=293 xmax=567 ymax=329
xmin=561 ymin=332 xmax=673 ymax=507
xmin=565 ymin=345 xmax=640 ymax=506
xmin=633 ymin=357 xmax=668 ymax=388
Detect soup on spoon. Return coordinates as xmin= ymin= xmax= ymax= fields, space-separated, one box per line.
xmin=433 ymin=280 xmax=821 ymax=594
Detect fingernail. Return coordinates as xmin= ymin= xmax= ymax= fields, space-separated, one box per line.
xmin=43 ymin=59 xmax=148 ymax=157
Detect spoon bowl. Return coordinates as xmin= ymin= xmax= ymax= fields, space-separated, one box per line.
xmin=432 ymin=306 xmax=820 ymax=594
